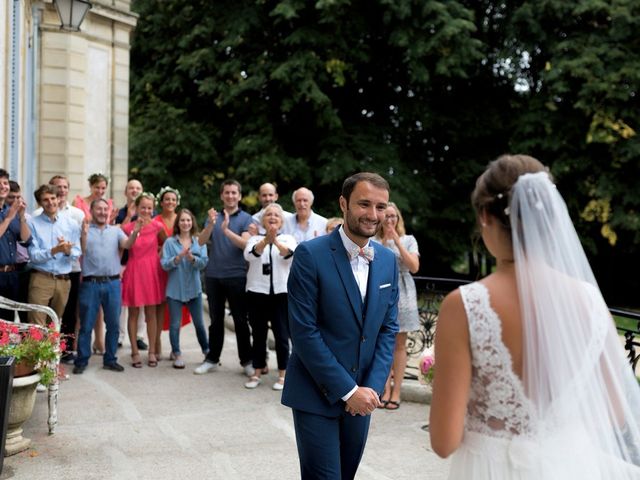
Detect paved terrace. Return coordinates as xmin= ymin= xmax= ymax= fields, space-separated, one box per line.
xmin=1 ymin=321 xmax=449 ymax=480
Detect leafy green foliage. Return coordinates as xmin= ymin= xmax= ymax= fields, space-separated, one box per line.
xmin=130 ymin=0 xmax=640 ymax=301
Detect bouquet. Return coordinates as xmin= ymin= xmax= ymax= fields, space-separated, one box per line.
xmin=0 ymin=320 xmax=66 ymax=385
xmin=418 ymin=347 xmax=435 ymax=386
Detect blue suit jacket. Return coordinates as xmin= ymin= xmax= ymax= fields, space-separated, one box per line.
xmin=281 ymin=228 xmax=399 ymax=417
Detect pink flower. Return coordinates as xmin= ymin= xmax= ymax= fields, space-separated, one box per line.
xmin=418 ymin=349 xmax=435 ymax=385
xmin=28 ymin=326 xmax=44 ymax=342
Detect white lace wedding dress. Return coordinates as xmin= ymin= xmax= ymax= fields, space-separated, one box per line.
xmin=448 ymin=282 xmax=640 ymax=480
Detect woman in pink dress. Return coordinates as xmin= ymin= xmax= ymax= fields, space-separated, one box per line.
xmin=121 ymin=193 xmax=167 ymax=367
xmin=73 ymin=173 xmax=116 ymax=222
xmin=151 ymin=186 xmax=190 ymax=359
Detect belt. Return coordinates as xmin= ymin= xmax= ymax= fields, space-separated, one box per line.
xmin=0 ymin=265 xmax=16 ymax=273
xmin=83 ymin=275 xmax=120 ymax=283
xmin=33 ymin=270 xmax=70 ymax=280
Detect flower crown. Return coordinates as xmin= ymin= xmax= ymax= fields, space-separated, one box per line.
xmin=156 ymin=186 xmax=181 ymax=206
xmin=136 ymin=192 xmax=157 ymax=206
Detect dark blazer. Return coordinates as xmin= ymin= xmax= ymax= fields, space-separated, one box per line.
xmin=282 ymin=228 xmax=399 ymax=417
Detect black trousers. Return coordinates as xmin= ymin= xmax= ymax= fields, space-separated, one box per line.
xmin=0 ymin=271 xmax=18 ymax=321
xmin=247 ymin=291 xmax=290 ymax=371
xmin=204 ymin=276 xmax=252 ymax=365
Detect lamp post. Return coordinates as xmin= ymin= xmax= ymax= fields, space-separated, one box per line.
xmin=54 ymin=0 xmax=92 ymax=32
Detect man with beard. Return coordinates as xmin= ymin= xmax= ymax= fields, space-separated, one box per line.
xmin=282 ymin=172 xmax=399 ymax=480
xmin=73 ymin=199 xmax=141 ymax=374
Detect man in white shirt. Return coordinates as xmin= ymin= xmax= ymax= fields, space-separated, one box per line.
xmin=282 ymin=187 xmax=327 ymax=242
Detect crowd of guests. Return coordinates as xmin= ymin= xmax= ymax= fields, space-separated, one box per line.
xmin=0 ymin=169 xmax=421 ymax=400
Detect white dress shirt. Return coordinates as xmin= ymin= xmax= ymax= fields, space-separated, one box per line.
xmin=337 ymin=226 xmax=373 ymax=401
xmin=282 ymin=210 xmax=328 ymax=242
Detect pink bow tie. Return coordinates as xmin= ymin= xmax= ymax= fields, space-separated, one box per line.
xmin=348 ymin=245 xmax=374 ymax=263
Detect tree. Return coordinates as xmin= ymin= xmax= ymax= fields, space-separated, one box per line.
xmin=130 ymin=0 xmax=640 ymax=302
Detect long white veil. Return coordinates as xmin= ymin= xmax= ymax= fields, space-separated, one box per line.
xmin=511 ymin=172 xmax=640 ymax=477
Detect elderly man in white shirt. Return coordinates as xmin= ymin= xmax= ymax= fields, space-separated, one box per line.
xmin=282 ymin=187 xmax=327 ymax=243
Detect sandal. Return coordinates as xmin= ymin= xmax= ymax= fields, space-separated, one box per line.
xmin=244 ymin=376 xmax=261 ymax=389
xmin=148 ymin=353 xmax=158 ymax=367
xmin=272 ymin=377 xmax=285 ymax=391
xmin=385 ymin=400 xmax=401 ymax=411
xmin=378 ymin=400 xmax=390 ymax=409
xmin=131 ymin=354 xmax=142 ymax=369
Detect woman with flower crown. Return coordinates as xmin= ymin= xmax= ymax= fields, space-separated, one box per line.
xmin=429 ymin=154 xmax=640 ymax=479
xmin=151 ymin=186 xmax=191 ymax=360
xmin=121 ymin=192 xmax=167 ymax=367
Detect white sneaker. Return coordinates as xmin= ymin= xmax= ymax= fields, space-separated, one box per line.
xmin=272 ymin=377 xmax=285 ymax=391
xmin=243 ymin=364 xmax=255 ymax=377
xmin=193 ymin=361 xmax=219 ymax=375
xmin=244 ymin=376 xmax=261 ymax=389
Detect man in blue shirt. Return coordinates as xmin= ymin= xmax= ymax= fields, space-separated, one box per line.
xmin=27 ymin=184 xmax=81 ymax=325
xmin=195 ymin=180 xmax=257 ymax=376
xmin=73 ymin=198 xmax=141 ymax=374
xmin=0 ymin=169 xmax=31 ymax=320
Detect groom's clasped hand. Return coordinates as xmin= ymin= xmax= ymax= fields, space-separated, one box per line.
xmin=345 ymin=386 xmax=381 ymax=416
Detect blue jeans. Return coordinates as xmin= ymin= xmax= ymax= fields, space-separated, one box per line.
xmin=75 ymin=279 xmax=121 ymax=367
xmin=167 ymin=296 xmax=208 ymax=356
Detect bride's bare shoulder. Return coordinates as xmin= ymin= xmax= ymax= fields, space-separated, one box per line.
xmin=438 ymin=288 xmax=468 ymax=329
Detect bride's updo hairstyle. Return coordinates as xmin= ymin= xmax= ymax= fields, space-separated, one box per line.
xmin=471 ymin=154 xmax=547 ymax=234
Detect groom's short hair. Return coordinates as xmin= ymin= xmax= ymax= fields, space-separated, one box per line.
xmin=341 ymin=172 xmax=389 ymax=203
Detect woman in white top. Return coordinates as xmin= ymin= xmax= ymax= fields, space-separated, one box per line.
xmin=243 ymin=204 xmax=297 ymax=390
xmin=430 ymin=154 xmax=640 ymax=479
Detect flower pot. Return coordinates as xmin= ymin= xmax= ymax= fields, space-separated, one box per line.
xmin=13 ymin=361 xmax=36 ymax=379
xmin=4 ymin=372 xmax=41 ymax=456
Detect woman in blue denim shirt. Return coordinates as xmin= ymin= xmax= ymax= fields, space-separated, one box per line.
xmin=161 ymin=209 xmax=209 ymax=368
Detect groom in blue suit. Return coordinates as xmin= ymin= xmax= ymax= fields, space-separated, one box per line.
xmin=282 ymin=172 xmax=399 ymax=479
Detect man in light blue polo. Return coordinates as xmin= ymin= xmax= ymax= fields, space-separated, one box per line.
xmin=73 ymin=199 xmax=141 ymax=374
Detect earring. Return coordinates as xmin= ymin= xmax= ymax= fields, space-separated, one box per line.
xmin=481 ymin=222 xmax=487 ymax=228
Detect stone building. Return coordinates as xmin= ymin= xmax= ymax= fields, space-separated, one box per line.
xmin=1 ymin=0 xmax=137 ymax=209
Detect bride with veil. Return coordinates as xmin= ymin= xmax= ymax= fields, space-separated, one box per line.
xmin=429 ymin=154 xmax=640 ymax=479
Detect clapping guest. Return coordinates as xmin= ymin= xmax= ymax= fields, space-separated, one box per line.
xmin=282 ymin=187 xmax=327 ymax=242
xmin=121 ymin=193 xmax=167 ymax=367
xmin=243 ymin=204 xmax=296 ymax=390
xmin=160 ymin=209 xmax=209 ymax=369
xmin=73 ymin=173 xmax=116 ymax=223
xmin=373 ymin=202 xmax=420 ymax=410
xmin=73 ymin=173 xmax=116 ymax=355
xmin=28 ymin=184 xmax=81 ymax=325
xmin=252 ymin=183 xmax=293 ymax=234
xmin=115 ymin=179 xmax=144 ymax=225
xmin=33 ymin=176 xmax=86 ymax=361
xmin=73 ymin=199 xmax=141 ymax=374
xmin=0 ymin=171 xmax=31 ymax=321
xmin=152 ymin=186 xmax=186 ymax=359
xmin=115 ymin=179 xmax=149 ymax=352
